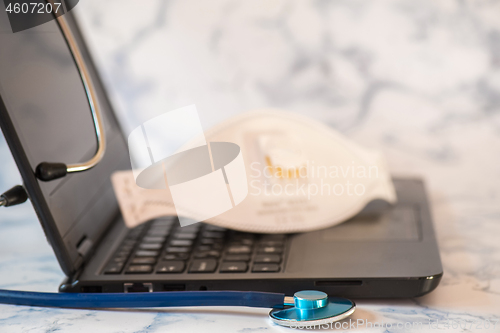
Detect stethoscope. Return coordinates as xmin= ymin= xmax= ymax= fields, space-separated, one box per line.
xmin=33 ymin=0 xmax=106 ymax=182
xmin=0 ymin=4 xmax=357 ymax=327
xmin=0 ymin=289 xmax=355 ymax=327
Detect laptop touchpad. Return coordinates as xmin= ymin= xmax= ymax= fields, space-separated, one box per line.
xmin=284 ymin=205 xmax=422 ymax=275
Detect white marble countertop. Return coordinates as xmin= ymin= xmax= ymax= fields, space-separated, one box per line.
xmin=1 ymin=0 xmax=500 ymax=331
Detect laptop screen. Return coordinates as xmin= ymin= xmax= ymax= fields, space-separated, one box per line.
xmin=0 ymin=10 xmax=129 ymax=275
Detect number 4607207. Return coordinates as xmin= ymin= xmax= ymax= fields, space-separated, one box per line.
xmin=5 ymin=2 xmax=62 ymax=14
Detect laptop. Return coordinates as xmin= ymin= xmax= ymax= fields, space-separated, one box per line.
xmin=0 ymin=9 xmax=442 ymax=298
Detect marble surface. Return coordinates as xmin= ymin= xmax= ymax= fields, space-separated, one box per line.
xmin=1 ymin=0 xmax=500 ymax=331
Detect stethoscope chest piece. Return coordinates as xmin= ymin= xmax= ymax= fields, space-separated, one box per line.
xmin=269 ymin=290 xmax=355 ymax=327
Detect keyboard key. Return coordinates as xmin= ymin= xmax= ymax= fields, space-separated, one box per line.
xmin=229 ymin=239 xmax=254 ymax=246
xmin=254 ymin=254 xmax=281 ymax=263
xmin=232 ymin=234 xmax=255 ymax=240
xmin=157 ymin=261 xmax=185 ymax=273
xmin=210 ymin=243 xmax=224 ymax=250
xmin=257 ymin=246 xmax=283 ymax=254
xmin=131 ymin=257 xmax=157 ymax=264
xmin=226 ymin=245 xmax=252 ymax=254
xmin=112 ymin=256 xmax=128 ymax=263
xmin=173 ymin=232 xmax=197 ymax=240
xmin=197 ymin=243 xmax=223 ymax=251
xmin=166 ymin=247 xmax=191 ymax=253
xmin=126 ymin=265 xmax=153 ymax=274
xmin=200 ymin=238 xmax=223 ymax=245
xmin=224 ymin=254 xmax=251 ymax=262
xmin=261 ymin=234 xmax=285 ymax=240
xmin=143 ymin=236 xmax=166 ymax=243
xmin=104 ymin=263 xmax=123 ymax=274
xmin=139 ymin=243 xmax=163 ymax=250
xmin=148 ymin=227 xmax=171 ymax=235
xmin=170 ymin=239 xmax=193 ymax=247
xmin=135 ymin=250 xmax=159 ymax=257
xmin=195 ymin=245 xmax=212 ymax=252
xmin=163 ymin=253 xmax=189 ymax=261
xmin=202 ymin=231 xmax=225 ymax=238
xmin=188 ymin=259 xmax=217 ymax=273
xmin=149 ymin=224 xmax=171 ymax=231
xmin=219 ymin=262 xmax=248 ymax=273
xmin=252 ymin=263 xmax=280 ymax=273
xmin=193 ymin=250 xmax=221 ymax=258
xmin=147 ymin=230 xmax=170 ymax=237
xmin=231 ymin=232 xmax=252 ymax=238
xmin=259 ymin=240 xmax=284 ymax=247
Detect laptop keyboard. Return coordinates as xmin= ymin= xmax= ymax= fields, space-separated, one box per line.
xmin=103 ymin=217 xmax=287 ymax=275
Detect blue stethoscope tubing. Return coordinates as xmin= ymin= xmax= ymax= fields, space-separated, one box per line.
xmin=0 ymin=288 xmax=356 ymax=327
xmin=0 ymin=289 xmax=285 ymax=309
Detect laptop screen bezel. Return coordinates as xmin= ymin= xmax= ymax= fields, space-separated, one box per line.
xmin=0 ymin=11 xmax=129 ymax=276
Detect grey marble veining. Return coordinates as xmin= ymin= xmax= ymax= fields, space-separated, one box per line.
xmin=1 ymin=0 xmax=500 ymax=332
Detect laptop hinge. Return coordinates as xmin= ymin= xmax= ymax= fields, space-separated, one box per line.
xmin=76 ymin=237 xmax=93 ymax=260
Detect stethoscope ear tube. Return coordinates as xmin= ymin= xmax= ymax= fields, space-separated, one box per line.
xmin=35 ymin=1 xmax=106 ymax=182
